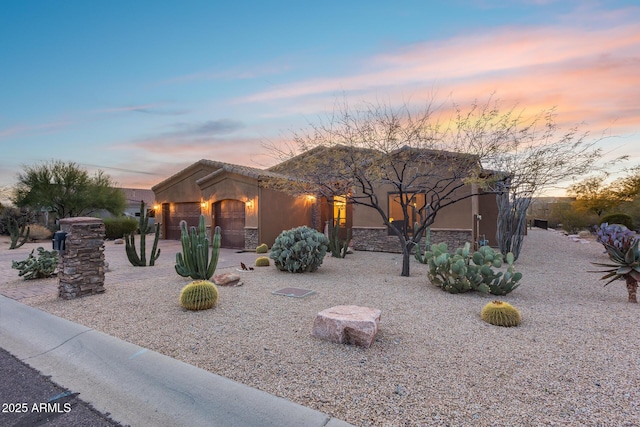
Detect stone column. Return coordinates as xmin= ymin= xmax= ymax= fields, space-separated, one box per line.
xmin=58 ymin=217 xmax=106 ymax=300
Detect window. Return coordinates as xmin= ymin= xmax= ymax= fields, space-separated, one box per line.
xmin=333 ymin=195 xmax=347 ymax=226
xmin=388 ymin=193 xmax=426 ymax=235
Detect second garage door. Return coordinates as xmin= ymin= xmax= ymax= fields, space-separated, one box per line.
xmin=214 ymin=199 xmax=245 ymax=249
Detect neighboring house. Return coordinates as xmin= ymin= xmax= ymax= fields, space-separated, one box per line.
xmin=151 ymin=148 xmax=500 ymax=252
xmin=120 ymin=188 xmax=156 ymax=218
xmin=94 ymin=188 xmax=156 ymax=220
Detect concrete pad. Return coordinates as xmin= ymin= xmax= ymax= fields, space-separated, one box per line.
xmin=0 ymin=296 xmax=353 ymax=427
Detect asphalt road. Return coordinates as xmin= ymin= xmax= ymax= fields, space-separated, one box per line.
xmin=0 ymin=347 xmax=125 ymax=427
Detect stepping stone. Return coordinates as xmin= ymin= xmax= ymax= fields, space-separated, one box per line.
xmin=272 ymin=287 xmax=315 ymax=298
xmin=312 ymin=305 xmax=381 ymax=348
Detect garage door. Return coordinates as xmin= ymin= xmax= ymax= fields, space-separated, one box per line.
xmin=214 ymin=199 xmax=245 ymax=249
xmin=163 ymin=202 xmax=201 ymax=240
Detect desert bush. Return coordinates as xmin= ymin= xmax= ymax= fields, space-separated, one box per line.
xmin=599 ymin=213 xmax=634 ymax=231
xmin=0 ymin=206 xmax=35 ymax=235
xmin=103 ymin=217 xmax=138 ymax=239
xmin=270 ymin=226 xmax=328 ymax=273
xmin=28 ymin=224 xmax=53 ymax=240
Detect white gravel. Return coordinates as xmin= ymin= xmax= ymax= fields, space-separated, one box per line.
xmin=3 ymin=229 xmax=639 ymax=426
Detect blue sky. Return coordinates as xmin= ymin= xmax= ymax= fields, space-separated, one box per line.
xmin=1 ymin=0 xmax=639 ymax=195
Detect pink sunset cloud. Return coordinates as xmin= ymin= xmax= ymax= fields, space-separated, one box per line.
xmin=236 ymin=15 xmax=640 ymax=140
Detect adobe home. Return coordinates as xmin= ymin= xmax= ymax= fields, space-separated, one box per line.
xmin=151 ymin=148 xmax=499 ymax=252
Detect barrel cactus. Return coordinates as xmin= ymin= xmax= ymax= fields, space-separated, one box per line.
xmin=256 ymin=243 xmax=268 ymax=254
xmin=481 ymin=300 xmax=521 ymax=327
xmin=269 ymin=226 xmax=328 ymax=273
xmin=179 ymin=280 xmax=219 ymax=311
xmin=255 ymin=256 xmax=270 ymax=267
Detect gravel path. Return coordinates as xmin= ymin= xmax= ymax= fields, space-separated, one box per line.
xmin=2 ymin=229 xmax=639 ymax=426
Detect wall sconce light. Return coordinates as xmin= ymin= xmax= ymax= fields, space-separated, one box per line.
xmin=245 ymin=199 xmax=254 ymax=209
xmin=153 ymin=204 xmax=160 ymax=211
xmin=200 ymin=201 xmax=208 ymax=209
xmin=305 ymin=195 xmax=316 ymax=203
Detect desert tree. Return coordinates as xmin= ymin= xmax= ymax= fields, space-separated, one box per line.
xmin=14 ymin=160 xmax=126 ymax=219
xmin=567 ymin=175 xmax=621 ymax=217
xmin=483 ymin=107 xmax=623 ymax=260
xmin=267 ymin=98 xmax=527 ymax=276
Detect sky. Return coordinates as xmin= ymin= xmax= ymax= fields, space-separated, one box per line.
xmin=1 ymin=0 xmax=639 ymax=197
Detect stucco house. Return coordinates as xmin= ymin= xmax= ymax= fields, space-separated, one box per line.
xmin=151 ymin=147 xmax=499 ymax=252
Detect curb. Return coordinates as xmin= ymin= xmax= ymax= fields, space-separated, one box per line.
xmin=0 ymin=295 xmax=353 ymax=427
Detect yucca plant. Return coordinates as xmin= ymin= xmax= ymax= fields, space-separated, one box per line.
xmin=590 ymin=239 xmax=640 ymax=303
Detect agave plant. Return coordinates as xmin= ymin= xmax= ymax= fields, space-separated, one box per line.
xmin=590 ymin=239 xmax=640 ymax=303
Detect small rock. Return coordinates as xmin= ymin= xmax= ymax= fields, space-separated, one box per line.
xmin=213 ymin=272 xmax=243 ymax=287
xmin=114 ymin=239 xmax=125 ymax=245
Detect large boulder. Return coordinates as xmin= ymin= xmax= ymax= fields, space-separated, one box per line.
xmin=312 ymin=305 xmax=381 ymax=348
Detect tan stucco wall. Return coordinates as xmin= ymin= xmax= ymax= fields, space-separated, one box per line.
xmin=352 ymin=181 xmax=475 ymax=230
xmin=152 ymin=166 xmax=217 ymax=204
xmin=478 ymin=191 xmax=499 ymax=247
xmin=259 ymin=187 xmax=312 ymax=246
xmin=199 ymin=173 xmax=259 ymax=228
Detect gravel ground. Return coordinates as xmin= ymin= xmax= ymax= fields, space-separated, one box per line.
xmin=2 ymin=229 xmax=639 ymax=426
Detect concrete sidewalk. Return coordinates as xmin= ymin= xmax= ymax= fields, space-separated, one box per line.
xmin=0 ymin=295 xmax=353 ymax=427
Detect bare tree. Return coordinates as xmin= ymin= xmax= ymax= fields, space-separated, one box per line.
xmin=485 ymin=108 xmax=623 ymax=260
xmin=267 ymin=98 xmax=531 ymax=276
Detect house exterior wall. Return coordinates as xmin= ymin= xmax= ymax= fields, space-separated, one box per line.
xmin=152 ymin=165 xmax=218 ymax=233
xmin=478 ymin=191 xmax=499 ymax=248
xmin=259 ymin=187 xmax=313 ymax=247
xmin=350 ymin=180 xmax=476 ymax=253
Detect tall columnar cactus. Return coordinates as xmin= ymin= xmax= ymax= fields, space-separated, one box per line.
xmin=414 ymin=222 xmax=431 ymax=264
xmin=328 ymin=210 xmax=351 ymax=258
xmin=125 ymin=201 xmax=161 ymax=267
xmin=175 ymin=215 xmax=220 ymax=280
xmin=8 ymin=217 xmax=30 ymax=249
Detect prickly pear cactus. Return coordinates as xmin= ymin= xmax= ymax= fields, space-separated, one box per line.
xmin=481 ymin=300 xmax=521 ymax=327
xmin=11 ymin=247 xmax=58 ymax=280
xmin=425 ymin=242 xmax=523 ymax=295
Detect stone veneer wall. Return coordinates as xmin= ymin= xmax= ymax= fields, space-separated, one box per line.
xmin=352 ymin=226 xmax=473 ymax=253
xmin=244 ymin=227 xmax=258 ymax=250
xmin=58 ymin=217 xmax=106 ymax=300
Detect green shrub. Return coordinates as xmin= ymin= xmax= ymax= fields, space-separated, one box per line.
xmin=256 ymin=243 xmax=268 ymax=253
xmin=599 ymin=213 xmax=634 ymax=231
xmin=255 ymin=256 xmax=270 ymax=267
xmin=481 ymin=300 xmax=522 ymax=327
xmin=179 ymin=280 xmax=219 ymax=311
xmin=103 ymin=217 xmax=138 ymax=239
xmin=0 ymin=206 xmax=35 ymax=236
xmin=11 ymin=247 xmax=58 ymax=280
xmin=269 ymin=226 xmax=328 ymax=273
